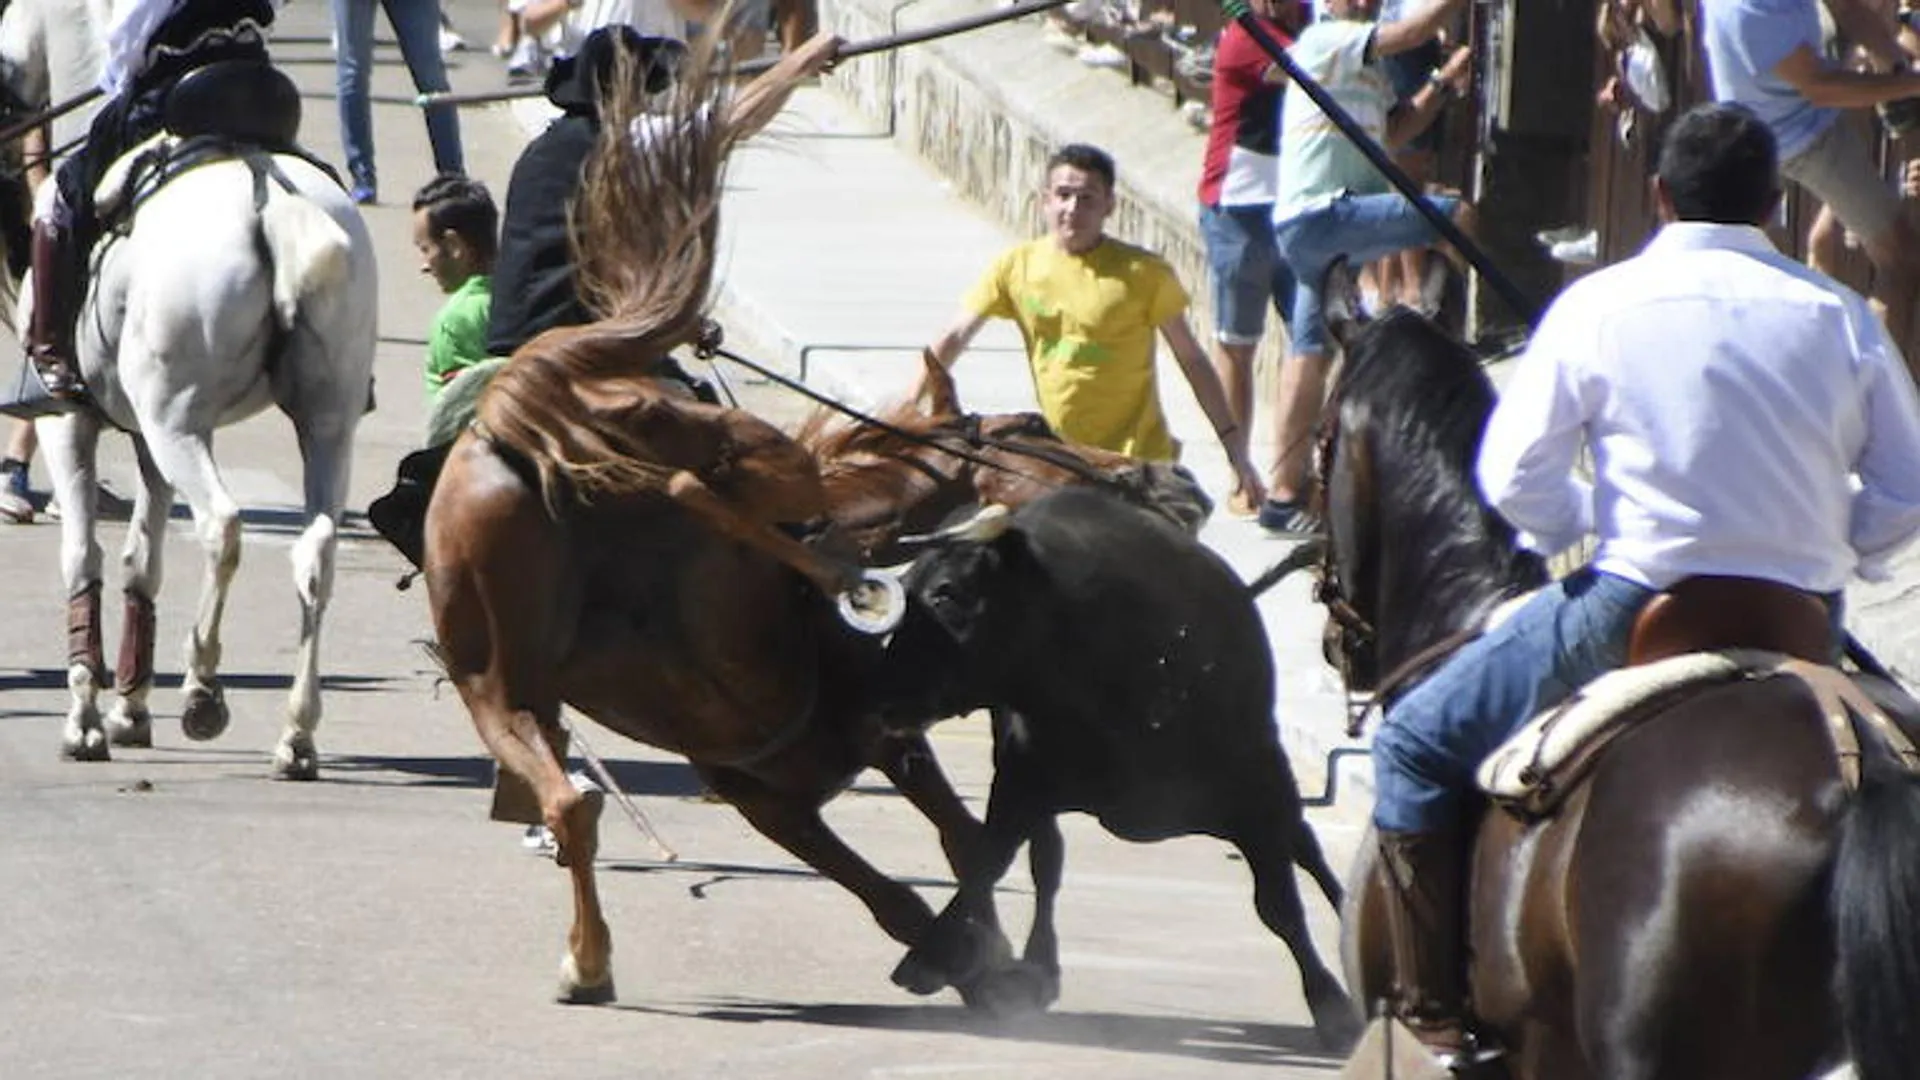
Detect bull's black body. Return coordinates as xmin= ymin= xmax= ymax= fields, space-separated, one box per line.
xmin=875 ymin=487 xmax=1359 ymax=1046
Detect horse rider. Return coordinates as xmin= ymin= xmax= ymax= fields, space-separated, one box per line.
xmin=485 ymin=23 xmax=839 ymax=386
xmin=1367 ymin=101 xmax=1920 ymax=1068
xmin=0 ymin=0 xmax=280 ymax=420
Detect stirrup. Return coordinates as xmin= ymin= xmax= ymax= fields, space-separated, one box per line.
xmin=0 ymin=355 xmax=85 ymax=420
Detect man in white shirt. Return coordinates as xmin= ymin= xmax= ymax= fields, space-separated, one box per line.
xmin=1369 ymin=101 xmax=1920 ymax=1063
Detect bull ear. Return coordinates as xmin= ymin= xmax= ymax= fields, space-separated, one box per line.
xmin=1321 ymin=258 xmax=1367 ymax=353
xmin=915 ymin=350 xmax=963 ymax=420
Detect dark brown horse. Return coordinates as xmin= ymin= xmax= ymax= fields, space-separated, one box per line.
xmin=1317 ymin=304 xmax=1920 ymax=1080
xmin=422 ymin=46 xmax=1201 ymax=1006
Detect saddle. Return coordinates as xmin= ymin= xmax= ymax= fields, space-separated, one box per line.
xmin=94 ymin=62 xmax=334 ymax=230
xmin=1477 ymin=575 xmax=1920 ymax=816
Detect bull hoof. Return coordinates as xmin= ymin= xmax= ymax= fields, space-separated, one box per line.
xmin=557 ymin=954 xmax=615 ymax=1005
xmin=60 ymin=725 xmax=110 ymax=762
xmin=1309 ymin=993 xmax=1365 ymax=1052
xmin=181 ymin=686 xmax=229 ymax=742
xmin=107 ymin=708 xmax=153 ymax=748
xmin=273 ymin=733 xmax=319 ymax=781
xmin=958 ymin=961 xmax=1058 ymax=1019
xmin=890 ymin=951 xmax=951 ymax=997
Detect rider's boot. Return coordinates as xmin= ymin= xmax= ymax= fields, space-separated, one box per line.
xmin=0 ymin=218 xmax=85 ymax=420
xmin=1379 ymin=828 xmax=1500 ymax=1075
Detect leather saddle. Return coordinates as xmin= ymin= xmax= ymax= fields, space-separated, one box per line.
xmin=163 ymin=60 xmax=302 ymax=148
xmin=1627 ymin=574 xmax=1833 ymax=665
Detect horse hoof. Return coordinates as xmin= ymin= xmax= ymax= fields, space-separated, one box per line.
xmin=557 ymin=954 xmax=615 ymax=1005
xmin=890 ymin=950 xmax=951 ymax=997
xmin=958 ymin=961 xmax=1058 ymax=1019
xmin=273 ymin=734 xmax=319 ymax=781
xmin=181 ymin=686 xmax=229 ymax=742
xmin=108 ymin=709 xmax=153 ymax=748
xmin=60 ymin=728 xmax=111 ymax=762
xmin=1310 ymin=996 xmax=1365 ymax=1052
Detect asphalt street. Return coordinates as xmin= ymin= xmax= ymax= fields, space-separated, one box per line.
xmin=0 ymin=3 xmax=1366 ymax=1077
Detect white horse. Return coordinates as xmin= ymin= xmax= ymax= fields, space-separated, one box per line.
xmin=0 ymin=0 xmax=378 ymax=779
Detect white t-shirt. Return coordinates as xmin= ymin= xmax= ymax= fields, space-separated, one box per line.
xmin=552 ymin=0 xmax=688 ymax=57
xmin=1271 ymin=19 xmax=1396 ymax=222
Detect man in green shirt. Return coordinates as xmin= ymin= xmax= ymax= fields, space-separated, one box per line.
xmin=411 ymin=175 xmax=498 ymax=403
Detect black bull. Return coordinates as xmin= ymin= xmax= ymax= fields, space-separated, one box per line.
xmin=870 ymin=486 xmax=1362 ymax=1047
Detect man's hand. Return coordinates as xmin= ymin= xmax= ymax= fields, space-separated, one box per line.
xmin=1436 ymin=44 xmax=1472 ymax=93
xmin=1229 ymin=454 xmax=1267 ymax=509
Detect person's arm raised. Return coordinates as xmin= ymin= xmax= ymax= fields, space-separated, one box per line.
xmin=727 ymin=32 xmax=844 ymax=139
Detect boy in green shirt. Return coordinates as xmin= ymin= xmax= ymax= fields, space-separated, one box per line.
xmin=411 ymin=175 xmax=498 ymax=403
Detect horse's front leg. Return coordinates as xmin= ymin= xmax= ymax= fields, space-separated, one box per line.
xmin=275 ymin=416 xmax=356 ymax=780
xmin=699 ymin=762 xmax=954 ymax=951
xmin=137 ymin=425 xmax=240 ymax=747
xmin=872 ymin=732 xmax=984 ymax=875
xmin=104 ymin=437 xmax=173 ymax=750
xmin=41 ymin=413 xmax=109 ymax=760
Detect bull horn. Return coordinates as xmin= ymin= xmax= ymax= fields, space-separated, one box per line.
xmin=899 ymin=503 xmax=1014 ymax=547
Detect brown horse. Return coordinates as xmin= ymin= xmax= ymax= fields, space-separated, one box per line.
xmin=422 ymin=43 xmax=1201 ymax=1006
xmin=1316 ymin=304 xmax=1920 ymax=1080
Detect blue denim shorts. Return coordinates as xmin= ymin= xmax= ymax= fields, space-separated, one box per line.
xmin=1274 ymin=190 xmax=1461 ymax=356
xmin=1199 ymin=202 xmax=1297 ymax=346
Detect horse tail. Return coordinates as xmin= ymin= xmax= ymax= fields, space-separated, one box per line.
xmin=257 ymin=181 xmax=351 ymax=330
xmin=475 ymin=37 xmax=783 ymax=511
xmin=1833 ymin=752 xmax=1920 ymax=1080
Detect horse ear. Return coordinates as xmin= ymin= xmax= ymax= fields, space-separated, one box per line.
xmin=1320 ymin=258 xmax=1367 ymax=352
xmin=916 ymin=350 xmax=962 ymax=419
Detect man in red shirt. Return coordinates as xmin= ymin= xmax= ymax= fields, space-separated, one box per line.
xmin=1197 ymin=0 xmax=1305 ymax=516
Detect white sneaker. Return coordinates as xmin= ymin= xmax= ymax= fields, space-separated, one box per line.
xmin=440 ymin=26 xmax=468 ymax=54
xmin=1077 ymin=43 xmax=1127 ymax=69
xmin=0 ymin=488 xmax=31 ymax=524
xmin=505 ymin=36 xmax=545 ymax=80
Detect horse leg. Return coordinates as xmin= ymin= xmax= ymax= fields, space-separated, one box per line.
xmin=136 ymin=425 xmax=240 ymax=747
xmin=272 ymin=415 xmax=355 ymax=780
xmin=872 ymin=732 xmax=983 ymax=874
xmin=893 ymin=745 xmax=1049 ymax=1012
xmin=698 ymin=763 xmax=955 ymax=954
xmin=1228 ymin=808 xmax=1362 ymax=1050
xmin=664 ymin=471 xmax=855 ymax=596
xmin=41 ymin=413 xmax=109 ymax=761
xmin=105 ymin=437 xmax=172 ymax=749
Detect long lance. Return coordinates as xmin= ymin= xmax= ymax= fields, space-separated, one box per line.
xmin=1221 ymin=0 xmax=1541 ymax=326
xmin=414 ymin=0 xmax=1071 ymax=109
xmin=0 ymin=86 xmax=103 ymax=148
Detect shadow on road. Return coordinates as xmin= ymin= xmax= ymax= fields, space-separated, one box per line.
xmin=624 ymin=997 xmax=1341 ymax=1069
xmin=322 ymin=753 xmax=708 ymax=795
xmin=602 ymin=856 xmax=959 ymax=897
xmin=0 ymin=669 xmax=399 ymax=694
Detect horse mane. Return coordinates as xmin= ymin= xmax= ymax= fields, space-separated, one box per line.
xmin=1329 ymin=309 xmax=1546 ymax=646
xmin=474 ymin=38 xmax=778 ymax=511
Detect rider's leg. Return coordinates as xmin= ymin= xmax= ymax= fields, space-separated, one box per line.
xmin=1370 ymin=567 xmax=1652 ymax=1056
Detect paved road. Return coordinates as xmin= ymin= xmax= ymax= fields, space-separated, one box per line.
xmin=0 ymin=4 xmax=1365 ymax=1077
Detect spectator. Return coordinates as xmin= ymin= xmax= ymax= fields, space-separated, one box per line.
xmin=411 ymin=175 xmax=498 ymax=406
xmin=1 ymin=424 xmax=35 ymax=524
xmin=924 ymin=143 xmax=1264 ymax=500
xmin=1367 ymin=0 xmax=1447 ymax=314
xmin=1262 ymin=0 xmax=1475 ymax=537
xmin=507 ymin=0 xmax=692 ymax=79
xmin=1698 ymin=0 xmax=1920 ymax=378
xmin=1198 ymin=0 xmax=1304 ymax=516
xmin=331 ymin=0 xmax=466 ymax=205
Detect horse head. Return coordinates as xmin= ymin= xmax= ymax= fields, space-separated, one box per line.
xmin=1315 ymin=305 xmax=1545 ymax=694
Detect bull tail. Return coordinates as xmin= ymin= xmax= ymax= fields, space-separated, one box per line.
xmin=256 ymin=179 xmax=351 ymax=331
xmin=1834 ymin=752 xmax=1920 ymax=1080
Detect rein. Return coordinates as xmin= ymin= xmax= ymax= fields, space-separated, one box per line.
xmin=701 ymin=337 xmax=1136 ymax=498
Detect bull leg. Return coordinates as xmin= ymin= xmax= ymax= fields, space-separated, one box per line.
xmin=872 ymin=733 xmax=983 ymax=875
xmin=699 ymin=763 xmax=945 ymax=949
xmin=1229 ymin=810 xmax=1361 ymax=1050
xmin=43 ymin=413 xmax=108 ymax=761
xmin=664 ymin=470 xmax=855 ymax=597
xmin=107 ymin=437 xmax=170 ymax=749
xmin=1007 ymin=816 xmax=1065 ymax=1011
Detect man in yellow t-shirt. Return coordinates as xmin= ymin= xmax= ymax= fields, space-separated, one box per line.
xmin=922 ymin=144 xmax=1265 ymax=503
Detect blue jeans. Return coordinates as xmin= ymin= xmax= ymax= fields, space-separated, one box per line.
xmin=1274 ymin=191 xmax=1460 ymax=356
xmin=1372 ymin=569 xmax=1654 ymax=834
xmin=332 ymin=0 xmax=464 ymax=192
xmin=1199 ymin=202 xmax=1296 ymax=346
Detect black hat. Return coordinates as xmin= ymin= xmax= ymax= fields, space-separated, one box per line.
xmin=543 ymin=27 xmax=688 ymax=115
